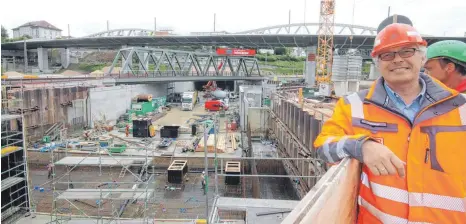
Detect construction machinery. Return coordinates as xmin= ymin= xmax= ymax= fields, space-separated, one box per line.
xmin=181 ymin=91 xmax=198 ymax=111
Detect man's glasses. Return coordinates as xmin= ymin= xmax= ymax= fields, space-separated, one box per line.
xmin=379 ymin=48 xmax=419 ymax=61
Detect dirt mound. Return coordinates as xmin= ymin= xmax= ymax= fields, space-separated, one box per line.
xmin=61 ymin=70 xmax=82 ymax=76
xmin=102 ymin=66 xmax=121 ymax=74
xmin=90 ymin=70 xmax=104 ymax=77
xmin=82 ymin=51 xmax=118 ymax=63
xmin=3 ymin=71 xmax=24 ymax=76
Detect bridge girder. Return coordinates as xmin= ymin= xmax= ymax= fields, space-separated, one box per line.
xmin=234 ymin=23 xmax=377 ymax=36
xmin=108 ymin=47 xmax=262 ymax=78
xmin=86 ymin=23 xmax=377 ymax=38
xmin=85 ymin=28 xmax=160 ymax=38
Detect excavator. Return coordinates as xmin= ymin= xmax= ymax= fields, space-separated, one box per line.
xmin=202 ymin=60 xmax=236 ymax=99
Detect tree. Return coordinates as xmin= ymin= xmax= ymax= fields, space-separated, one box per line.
xmin=274 ymin=47 xmax=290 ymax=55
xmin=1 ymin=26 xmax=9 ymax=43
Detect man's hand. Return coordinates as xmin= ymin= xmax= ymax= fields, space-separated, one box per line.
xmin=362 ymin=140 xmax=406 ymax=178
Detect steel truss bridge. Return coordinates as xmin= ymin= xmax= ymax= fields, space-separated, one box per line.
xmin=105 ymin=47 xmax=264 ymax=84
xmin=234 ymin=23 xmax=378 ymax=35
xmin=1 ymin=23 xmax=460 ymax=51
xmin=85 ymin=23 xmax=378 ymax=37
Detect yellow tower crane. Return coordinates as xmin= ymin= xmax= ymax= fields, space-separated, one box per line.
xmin=316 ymin=0 xmax=335 ymax=97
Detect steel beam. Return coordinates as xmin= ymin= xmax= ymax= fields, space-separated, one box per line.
xmin=107 ymin=47 xmax=262 ymax=78
xmin=303 ymin=113 xmax=310 ymax=149
xmin=298 ymin=109 xmax=304 ymax=142
xmin=294 ymin=105 xmax=299 ymax=135
xmin=310 ymin=115 xmax=321 ymax=158
xmin=235 ymin=23 xmax=377 ymax=35
xmin=110 ymin=76 xmax=265 ymax=85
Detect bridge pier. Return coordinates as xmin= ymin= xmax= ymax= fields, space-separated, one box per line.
xmin=37 ymin=47 xmax=49 ymax=72
xmin=60 ymin=48 xmax=70 ymax=69
xmin=305 ymin=46 xmax=317 ymax=86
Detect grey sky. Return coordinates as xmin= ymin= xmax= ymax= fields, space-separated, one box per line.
xmin=1 ymin=0 xmax=465 ymax=38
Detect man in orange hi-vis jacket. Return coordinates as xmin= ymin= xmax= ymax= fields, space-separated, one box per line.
xmin=314 ymin=23 xmax=466 ymax=223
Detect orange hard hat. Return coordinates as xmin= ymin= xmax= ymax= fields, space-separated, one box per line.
xmin=371 ymin=23 xmax=427 ymax=57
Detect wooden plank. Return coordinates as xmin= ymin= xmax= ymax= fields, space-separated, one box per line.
xmin=217 ymin=135 xmax=227 ymax=153
xmin=230 ymin=134 xmax=237 ymax=151
xmin=196 ymin=134 xmax=217 ymax=152
xmin=225 ymin=161 xmax=241 ymax=173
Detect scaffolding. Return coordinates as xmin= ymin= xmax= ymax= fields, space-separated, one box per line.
xmin=1 ymin=79 xmax=31 ymax=223
xmin=18 ymin=81 xmax=330 ymax=223
xmin=46 ymin=140 xmax=154 ymax=223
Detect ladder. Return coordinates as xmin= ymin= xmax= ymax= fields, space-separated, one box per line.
xmin=119 ymin=167 xmax=127 ymax=178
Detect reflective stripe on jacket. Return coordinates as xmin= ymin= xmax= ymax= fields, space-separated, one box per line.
xmin=456 ymin=79 xmax=466 ymax=93
xmin=314 ymin=73 xmax=466 ymax=223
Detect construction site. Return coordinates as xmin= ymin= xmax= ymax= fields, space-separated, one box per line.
xmin=0 ymin=9 xmax=389 ymax=224
xmin=2 ymin=70 xmax=336 ymax=223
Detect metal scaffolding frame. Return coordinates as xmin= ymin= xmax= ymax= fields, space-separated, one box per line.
xmin=2 ymin=81 xmax=332 ymax=223
xmin=107 ymin=47 xmax=261 ymax=78
xmin=1 ymin=79 xmax=31 ymax=223
xmin=47 ymin=138 xmax=154 ymax=224
xmin=206 ymin=86 xmax=330 ymax=223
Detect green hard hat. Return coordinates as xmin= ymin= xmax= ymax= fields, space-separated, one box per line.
xmin=427 ymin=40 xmax=466 ymax=67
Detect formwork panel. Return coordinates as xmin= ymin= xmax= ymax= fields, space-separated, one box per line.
xmin=282 ymin=100 xmax=286 ymax=124
xmin=294 ymin=105 xmax=299 ymax=135
xmin=292 ymin=106 xmax=296 ymax=135
xmin=298 ymin=110 xmax=304 ymax=142
xmin=288 ymin=102 xmax=293 ymax=130
xmin=310 ymin=115 xmax=321 ymax=154
xmin=280 ymin=101 xmax=284 ymax=124
xmin=303 ymin=113 xmax=310 ymax=148
xmin=284 ymin=102 xmax=288 ymax=127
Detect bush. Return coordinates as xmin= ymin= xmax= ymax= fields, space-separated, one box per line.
xmin=78 ymin=63 xmax=107 ymax=72
xmin=273 ymin=47 xmax=288 ymax=55
xmin=266 ymin=55 xmax=277 ymax=62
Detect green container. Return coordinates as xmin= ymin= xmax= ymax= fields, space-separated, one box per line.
xmin=132 ymin=101 xmax=153 ymax=116
xmin=152 ymin=99 xmax=161 ymax=111
xmin=303 ymin=87 xmax=317 ymax=99
xmin=42 ymin=136 xmax=50 ymax=143
xmin=264 ymin=98 xmax=271 ymax=106
xmin=155 ymin=96 xmax=166 ymax=106
xmin=109 ymin=144 xmax=127 ymax=153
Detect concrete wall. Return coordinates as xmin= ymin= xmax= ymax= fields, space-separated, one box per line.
xmin=87 ymin=83 xmax=168 ymax=127
xmin=9 ymin=86 xmax=89 ymax=142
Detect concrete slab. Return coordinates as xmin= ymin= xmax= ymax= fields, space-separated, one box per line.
xmin=215 ymin=197 xmax=298 ymax=210
xmin=246 ymin=207 xmax=292 ymax=224
xmin=17 ymin=215 xmax=149 ymax=224
xmin=119 ymin=191 xmax=154 ymax=200
xmin=67 ymin=219 xmax=146 ymax=224
xmin=57 ymin=188 xmax=154 ymax=200
xmin=215 ymin=197 xmax=299 ymax=224
xmin=15 ymin=214 xmax=51 ymax=224
xmin=57 ymin=190 xmax=111 ymax=200
xmin=55 ymin=156 xmax=146 ymax=166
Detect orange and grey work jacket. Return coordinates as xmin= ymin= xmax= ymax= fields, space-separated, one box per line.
xmin=314 ymin=73 xmax=466 ymax=223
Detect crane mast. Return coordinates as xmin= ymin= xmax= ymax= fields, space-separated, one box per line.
xmin=316 ymin=0 xmax=335 ymax=95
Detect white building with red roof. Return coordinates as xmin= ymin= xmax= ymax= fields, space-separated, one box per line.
xmin=12 ymin=20 xmax=62 ymax=39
